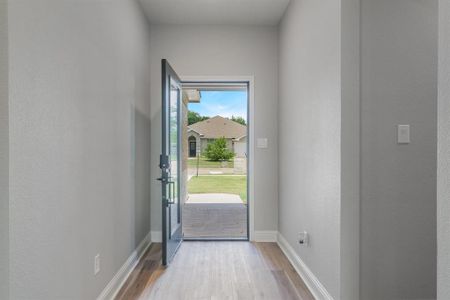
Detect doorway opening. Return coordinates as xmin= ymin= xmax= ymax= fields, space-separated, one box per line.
xmin=182 ymin=82 xmax=249 ymax=240
xmin=188 ymin=136 xmax=197 ymax=157
xmin=160 ymin=61 xmax=253 ymax=263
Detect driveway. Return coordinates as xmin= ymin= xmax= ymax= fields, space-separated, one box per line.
xmin=188 ymin=167 xmax=235 ymax=176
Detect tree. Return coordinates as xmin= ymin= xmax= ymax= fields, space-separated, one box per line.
xmin=188 ymin=111 xmax=209 ymax=125
xmin=204 ymin=137 xmax=235 ymax=161
xmin=231 ymin=115 xmax=246 ymax=126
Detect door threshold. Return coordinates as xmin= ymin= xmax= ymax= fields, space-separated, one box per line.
xmin=183 ymin=237 xmax=249 ymax=242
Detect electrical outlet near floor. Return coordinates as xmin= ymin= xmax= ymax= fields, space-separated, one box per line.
xmin=94 ymin=254 xmax=100 ymax=275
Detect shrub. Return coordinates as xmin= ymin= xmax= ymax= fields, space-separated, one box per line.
xmin=204 ymin=137 xmax=235 ymax=161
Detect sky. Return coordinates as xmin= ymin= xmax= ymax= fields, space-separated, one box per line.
xmin=188 ymin=91 xmax=247 ymax=121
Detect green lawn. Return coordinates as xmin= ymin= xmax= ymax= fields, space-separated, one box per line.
xmin=188 ymin=175 xmax=247 ymax=203
xmin=187 ymin=157 xmax=234 ymax=168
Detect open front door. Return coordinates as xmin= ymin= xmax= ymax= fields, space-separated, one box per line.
xmin=160 ymin=59 xmax=183 ymax=265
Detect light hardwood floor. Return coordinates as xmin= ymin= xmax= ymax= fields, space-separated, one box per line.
xmin=115 ymin=242 xmax=314 ymax=300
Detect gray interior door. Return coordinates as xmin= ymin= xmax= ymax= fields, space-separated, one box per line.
xmin=160 ymin=59 xmax=183 ymax=265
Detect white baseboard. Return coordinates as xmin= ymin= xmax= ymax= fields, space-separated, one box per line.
xmin=151 ymin=231 xmax=162 ymax=243
xmin=277 ymin=233 xmax=334 ymax=300
xmin=97 ymin=232 xmax=152 ymax=300
xmin=252 ymin=230 xmax=278 ymax=242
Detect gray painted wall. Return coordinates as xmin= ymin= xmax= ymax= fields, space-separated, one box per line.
xmin=149 ymin=25 xmax=278 ymax=233
xmin=340 ymin=0 xmax=360 ymax=298
xmin=438 ymin=0 xmax=450 ymax=298
xmin=278 ymin=0 xmax=341 ymax=298
xmin=0 ymin=1 xmax=9 ymax=299
xmin=8 ymin=1 xmax=152 ymax=299
xmin=360 ymin=0 xmax=437 ymax=299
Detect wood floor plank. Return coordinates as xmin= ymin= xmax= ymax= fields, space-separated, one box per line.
xmin=254 ymin=242 xmax=314 ymax=300
xmin=115 ymin=242 xmax=314 ymax=300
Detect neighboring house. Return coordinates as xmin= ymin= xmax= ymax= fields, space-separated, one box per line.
xmin=188 ymin=115 xmax=247 ymax=157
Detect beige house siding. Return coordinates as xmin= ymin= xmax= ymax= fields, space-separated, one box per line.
xmin=234 ymin=137 xmax=247 ymax=158
xmin=187 ymin=134 xmax=237 ymax=157
xmin=187 ymin=116 xmax=246 ymax=157
xmin=188 ymin=131 xmax=239 ymax=155
xmin=200 ymin=138 xmax=233 ymax=153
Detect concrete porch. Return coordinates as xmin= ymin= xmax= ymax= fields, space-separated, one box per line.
xmin=183 ymin=193 xmax=247 ymax=239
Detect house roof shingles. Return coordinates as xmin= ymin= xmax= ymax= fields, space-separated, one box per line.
xmin=188 ymin=115 xmax=247 ymax=140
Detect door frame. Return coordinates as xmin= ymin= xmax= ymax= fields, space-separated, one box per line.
xmin=188 ymin=137 xmax=196 ymax=157
xmin=160 ymin=60 xmax=183 ymax=265
xmin=181 ymin=75 xmax=255 ymax=241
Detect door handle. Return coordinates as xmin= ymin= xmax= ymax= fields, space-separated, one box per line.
xmin=161 ymin=181 xmax=175 ymax=206
xmin=167 ymin=181 xmax=175 ymax=205
xmin=156 ymin=177 xmax=174 ymax=183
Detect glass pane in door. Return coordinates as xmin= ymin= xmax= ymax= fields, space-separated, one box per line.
xmin=169 ymin=78 xmax=180 ymax=236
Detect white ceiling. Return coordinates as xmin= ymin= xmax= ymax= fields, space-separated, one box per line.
xmin=140 ymin=0 xmax=291 ymax=26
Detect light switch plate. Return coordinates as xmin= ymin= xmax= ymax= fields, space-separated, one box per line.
xmin=397 ymin=125 xmax=410 ymax=144
xmin=257 ymin=138 xmax=268 ymax=149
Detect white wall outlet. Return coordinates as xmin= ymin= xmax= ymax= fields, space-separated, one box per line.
xmin=298 ymin=231 xmax=309 ymax=246
xmin=94 ymin=254 xmax=100 ymax=275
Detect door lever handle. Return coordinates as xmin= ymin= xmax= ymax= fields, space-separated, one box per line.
xmin=162 ymin=196 xmax=175 ymax=206
xmin=156 ymin=177 xmax=175 ymax=183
